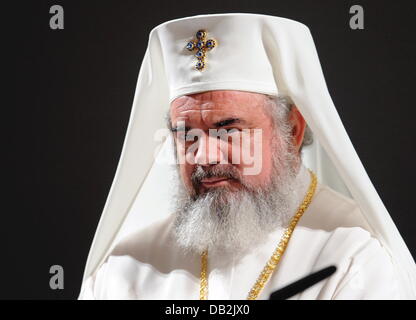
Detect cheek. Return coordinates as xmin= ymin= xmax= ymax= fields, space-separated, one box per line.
xmin=259 ymin=144 xmax=274 ymax=176
xmin=231 ymin=130 xmax=275 ymax=185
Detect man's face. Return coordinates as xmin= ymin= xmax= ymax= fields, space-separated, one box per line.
xmin=170 ymin=90 xmax=278 ymax=196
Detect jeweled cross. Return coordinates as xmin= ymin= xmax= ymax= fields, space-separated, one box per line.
xmin=185 ymin=30 xmax=216 ymax=71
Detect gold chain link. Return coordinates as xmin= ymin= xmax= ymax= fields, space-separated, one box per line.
xmin=200 ymin=169 xmax=317 ymax=300
xmin=200 ymin=250 xmax=208 ymax=299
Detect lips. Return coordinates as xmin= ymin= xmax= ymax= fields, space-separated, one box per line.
xmin=200 ymin=177 xmax=231 ymax=186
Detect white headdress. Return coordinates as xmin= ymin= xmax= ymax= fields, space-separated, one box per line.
xmin=80 ymin=13 xmax=416 ymax=298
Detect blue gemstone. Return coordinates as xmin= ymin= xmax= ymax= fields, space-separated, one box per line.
xmin=196 ymin=41 xmax=204 ymax=48
xmin=196 ymin=31 xmax=204 ymax=39
xmin=195 ymin=50 xmax=204 ymax=58
xmin=186 ymin=42 xmax=194 ymax=50
xmin=196 ymin=61 xmax=204 ymax=69
xmin=206 ymin=40 xmax=215 ymax=48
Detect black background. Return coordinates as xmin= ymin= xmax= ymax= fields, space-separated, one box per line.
xmin=10 ymin=0 xmax=416 ymax=299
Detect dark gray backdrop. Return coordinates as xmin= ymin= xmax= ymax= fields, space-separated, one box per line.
xmin=10 ymin=0 xmax=416 ymax=299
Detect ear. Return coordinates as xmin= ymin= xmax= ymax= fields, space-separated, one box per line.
xmin=288 ymin=106 xmax=306 ymax=153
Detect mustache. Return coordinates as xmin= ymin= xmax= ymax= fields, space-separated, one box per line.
xmin=191 ymin=165 xmax=242 ymax=189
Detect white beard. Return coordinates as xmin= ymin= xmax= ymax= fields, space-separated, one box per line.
xmin=171 ymin=141 xmax=311 ymax=257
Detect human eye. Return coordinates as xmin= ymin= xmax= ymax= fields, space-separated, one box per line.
xmin=213 ymin=128 xmax=241 ymax=142
xmin=225 ymin=128 xmax=240 ymax=134
xmin=171 ymin=128 xmax=187 ymax=142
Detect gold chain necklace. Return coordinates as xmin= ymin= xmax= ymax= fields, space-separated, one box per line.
xmin=199 ymin=169 xmax=317 ymax=300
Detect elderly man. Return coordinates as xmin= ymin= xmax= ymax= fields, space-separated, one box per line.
xmin=79 ymin=14 xmax=416 ymax=299
xmin=169 ymin=91 xmax=311 ymax=256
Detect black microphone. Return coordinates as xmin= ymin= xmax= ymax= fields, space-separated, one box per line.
xmin=269 ymin=266 xmax=337 ymax=300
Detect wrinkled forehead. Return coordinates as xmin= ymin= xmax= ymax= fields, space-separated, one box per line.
xmin=170 ymin=90 xmax=269 ymax=115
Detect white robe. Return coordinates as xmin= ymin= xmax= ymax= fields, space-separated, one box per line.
xmin=79 ymin=169 xmax=401 ymax=300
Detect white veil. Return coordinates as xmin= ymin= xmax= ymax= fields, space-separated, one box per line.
xmin=79 ymin=13 xmax=416 ymax=298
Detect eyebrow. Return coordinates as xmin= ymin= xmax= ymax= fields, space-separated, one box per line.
xmin=213 ymin=118 xmax=244 ymax=128
xmin=170 ymin=125 xmax=190 ymax=133
xmin=170 ymin=117 xmax=244 ymax=132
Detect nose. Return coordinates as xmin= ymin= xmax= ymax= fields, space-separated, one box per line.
xmin=194 ymin=132 xmax=227 ymax=166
